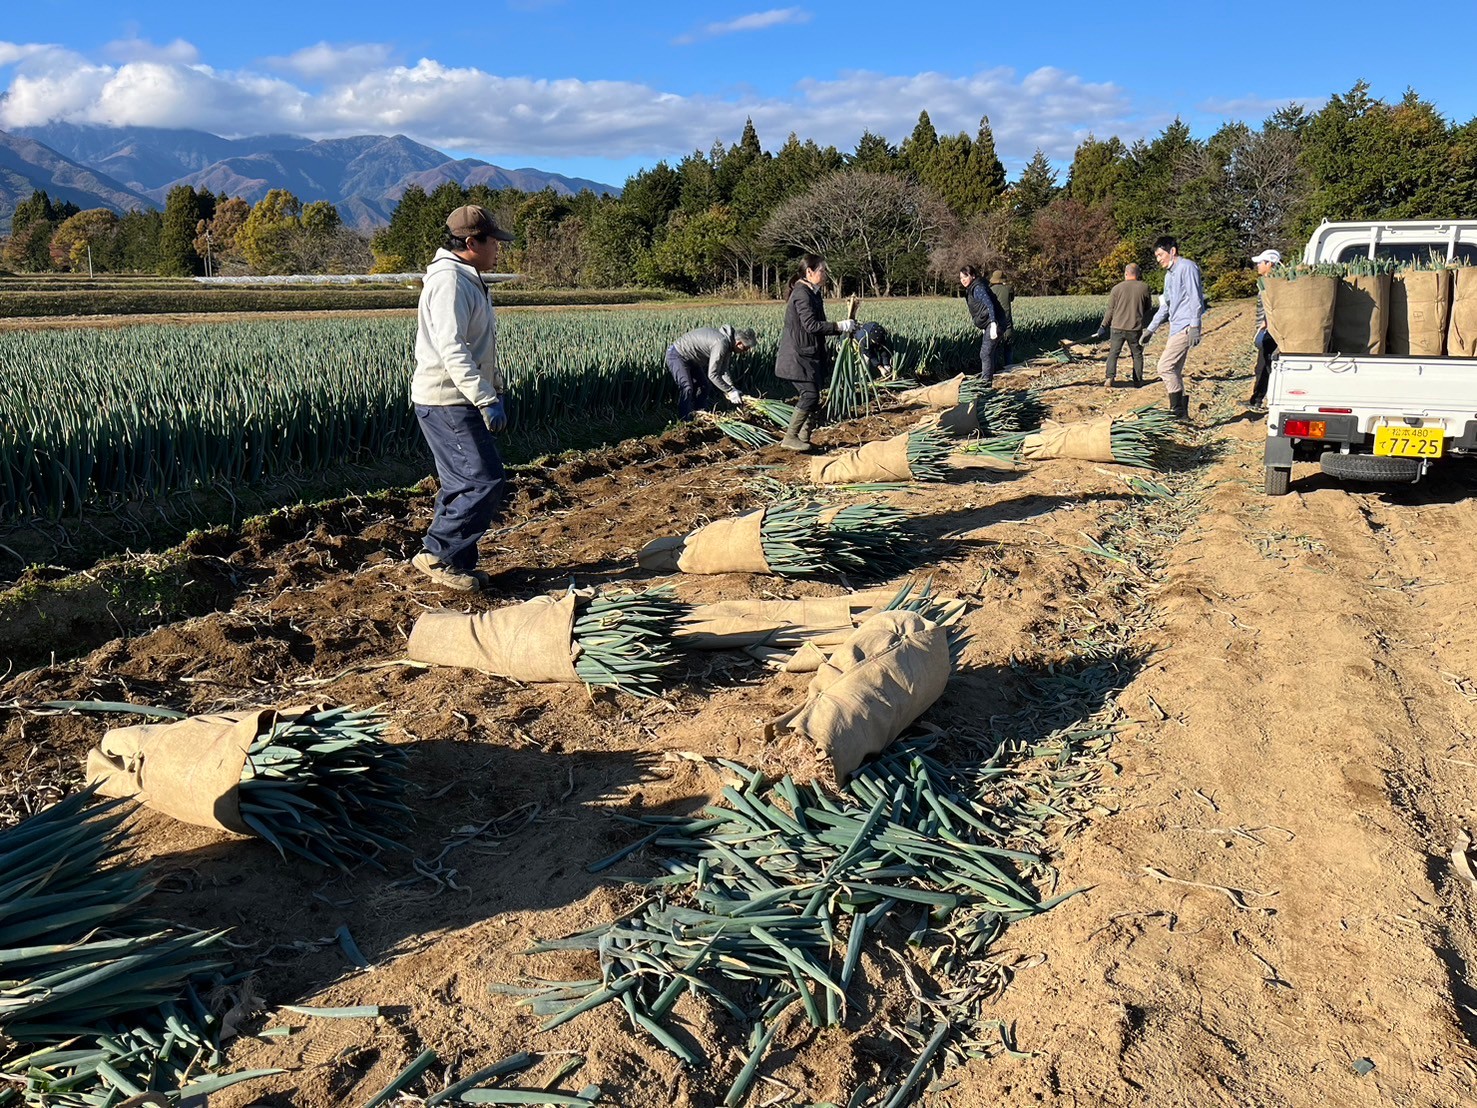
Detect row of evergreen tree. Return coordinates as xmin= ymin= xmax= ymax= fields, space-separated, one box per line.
xmin=5 ymin=82 xmax=1475 ymax=298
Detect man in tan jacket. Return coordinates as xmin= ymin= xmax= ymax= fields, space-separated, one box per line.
xmin=1093 ymin=263 xmax=1155 ymax=387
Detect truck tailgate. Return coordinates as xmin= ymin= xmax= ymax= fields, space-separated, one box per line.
xmin=1274 ymin=355 xmax=1477 ymax=430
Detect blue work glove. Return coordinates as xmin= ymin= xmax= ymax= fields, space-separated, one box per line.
xmin=480 ymin=398 xmax=507 ymax=433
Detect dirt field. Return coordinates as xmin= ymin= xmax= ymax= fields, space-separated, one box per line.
xmin=3 ymin=299 xmax=1475 ymax=1106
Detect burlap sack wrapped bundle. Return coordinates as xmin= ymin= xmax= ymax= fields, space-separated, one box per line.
xmin=1262 ymin=275 xmax=1338 ymax=354
xmin=766 ymin=610 xmax=951 ymax=786
xmin=810 ymin=433 xmax=914 ymax=484
xmin=913 ymin=402 xmax=979 ymax=437
xmin=677 ymin=589 xmax=899 ymax=672
xmin=1447 ymin=267 xmax=1477 ymax=357
xmin=1021 ymin=417 xmax=1116 ymax=463
xmin=1332 ymin=272 xmax=1391 ymax=355
xmin=1389 ymin=269 xmax=1451 ymax=356
xmin=86 ymin=707 xmax=300 ymax=834
xmin=636 ymin=510 xmax=771 ymax=575
xmin=898 ymin=375 xmax=966 ymax=408
xmin=407 ymin=593 xmax=582 ymax=681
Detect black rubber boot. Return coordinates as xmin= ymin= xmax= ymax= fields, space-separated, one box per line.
xmin=1172 ymin=391 xmax=1191 ymax=423
xmin=797 ymin=411 xmax=814 ymax=446
xmin=1166 ymin=390 xmax=1184 ymax=419
xmin=781 ymin=407 xmax=810 ymax=451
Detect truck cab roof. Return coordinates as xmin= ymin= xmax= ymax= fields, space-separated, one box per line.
xmin=1304 ymin=220 xmax=1477 ymax=265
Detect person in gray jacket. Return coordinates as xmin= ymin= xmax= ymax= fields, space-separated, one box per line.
xmin=666 ymin=324 xmax=758 ymax=419
xmin=409 ymin=204 xmax=514 ymax=591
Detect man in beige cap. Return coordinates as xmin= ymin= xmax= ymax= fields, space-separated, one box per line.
xmin=410 ymin=204 xmax=515 ymax=591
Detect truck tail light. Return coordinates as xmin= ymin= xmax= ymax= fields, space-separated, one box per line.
xmin=1283 ymin=419 xmax=1327 ymax=439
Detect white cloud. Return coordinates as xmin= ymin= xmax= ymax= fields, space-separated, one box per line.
xmin=1195 ymin=94 xmax=1324 ymax=121
xmin=262 ymin=42 xmax=398 ymax=81
xmin=675 ymin=8 xmax=811 ymax=45
xmin=102 ymin=37 xmax=200 ymax=65
xmin=0 ymin=38 xmax=1159 ymax=167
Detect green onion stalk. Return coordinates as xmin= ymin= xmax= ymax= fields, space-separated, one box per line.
xmin=954 ymin=432 xmax=1029 ymax=463
xmin=572 ymin=587 xmax=682 ymax=699
xmin=974 ymin=388 xmax=1046 ymax=435
xmin=0 ymin=790 xmax=272 ymax=1107
xmin=237 ymin=706 xmax=410 ymax=872
xmin=825 ymin=338 xmax=881 ymax=422
xmin=519 ymin=737 xmax=1051 ymax=1105
xmin=743 ymin=398 xmax=798 ymax=429
xmin=713 ymin=418 xmax=778 ymax=449
xmin=904 ymin=426 xmax=952 ymax=482
xmin=757 ymin=502 xmax=831 ymax=577
xmin=820 ymin=503 xmax=914 ymax=577
xmin=1109 ymin=405 xmax=1183 ymax=470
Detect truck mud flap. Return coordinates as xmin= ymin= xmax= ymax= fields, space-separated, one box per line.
xmin=1319 ymin=453 xmax=1422 ymax=483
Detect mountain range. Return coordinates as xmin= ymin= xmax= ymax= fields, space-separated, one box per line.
xmin=0 ymin=123 xmax=620 ymax=233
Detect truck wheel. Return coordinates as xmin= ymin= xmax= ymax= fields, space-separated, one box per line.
xmin=1265 ymin=466 xmax=1291 ymax=496
xmin=1319 ymin=453 xmax=1422 ymax=483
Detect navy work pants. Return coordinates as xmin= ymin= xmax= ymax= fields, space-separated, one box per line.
xmin=666 ymin=346 xmax=709 ymax=419
xmin=415 ymin=404 xmax=507 ymax=572
xmin=978 ymin=334 xmax=997 ymax=385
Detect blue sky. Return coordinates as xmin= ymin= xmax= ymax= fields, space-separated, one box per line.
xmin=3 ymin=1 xmax=1474 ymax=188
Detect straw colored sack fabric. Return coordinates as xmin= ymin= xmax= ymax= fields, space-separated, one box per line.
xmin=1389 ymin=269 xmax=1451 ymax=356
xmin=1262 ymin=275 xmax=1337 ymax=354
xmin=810 ymin=433 xmax=914 ymax=484
xmin=914 ymin=402 xmax=979 ymax=437
xmin=767 ymin=610 xmax=951 ymax=785
xmin=898 ymin=376 xmax=965 ymax=408
xmin=677 ymin=590 xmax=896 ymax=651
xmin=1021 ymin=417 xmax=1116 ymax=463
xmin=1332 ymin=273 xmax=1390 ymax=355
xmin=85 ymin=707 xmax=307 ymax=834
xmin=1448 ymin=268 xmax=1477 ymax=357
xmin=407 ymin=593 xmax=581 ymax=682
xmin=637 ymin=510 xmax=772 ymax=575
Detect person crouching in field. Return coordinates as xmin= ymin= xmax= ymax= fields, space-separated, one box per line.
xmin=666 ymin=325 xmax=758 ymax=420
xmin=1092 ymin=263 xmax=1154 ymax=387
xmin=409 ymin=204 xmax=514 ymax=592
xmin=959 ymin=265 xmax=1002 ymax=386
xmin=775 ymin=254 xmax=857 ymax=451
xmin=1140 ymin=236 xmax=1205 ymax=422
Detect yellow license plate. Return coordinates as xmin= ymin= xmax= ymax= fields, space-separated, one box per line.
xmin=1374 ymin=425 xmax=1444 ymax=457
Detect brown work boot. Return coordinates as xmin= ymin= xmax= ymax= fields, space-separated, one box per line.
xmin=412 ymin=551 xmax=480 ymax=591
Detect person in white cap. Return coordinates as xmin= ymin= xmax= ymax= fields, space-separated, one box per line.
xmin=409 ymin=204 xmax=515 ymax=591
xmin=1248 ymin=249 xmax=1282 ymax=408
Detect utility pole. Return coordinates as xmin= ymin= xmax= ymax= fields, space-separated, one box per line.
xmin=86 ymin=243 xmax=93 ymax=279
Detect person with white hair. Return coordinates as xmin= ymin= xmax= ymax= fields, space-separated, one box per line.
xmin=1248 ymin=249 xmax=1282 ymax=409
xmin=665 ymin=324 xmax=759 ymax=419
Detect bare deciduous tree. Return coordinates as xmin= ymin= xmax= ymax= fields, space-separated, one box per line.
xmin=761 ymin=171 xmax=956 ymax=296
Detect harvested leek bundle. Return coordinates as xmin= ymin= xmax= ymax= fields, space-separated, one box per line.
xmin=974 ymin=387 xmax=1045 ymax=435
xmin=744 ymin=397 xmax=798 ymax=429
xmin=572 ymin=587 xmax=681 ymax=699
xmin=903 ymin=425 xmax=952 ymax=481
xmin=820 ymin=503 xmax=913 ymax=576
xmin=237 ymin=706 xmax=409 ymax=871
xmin=955 ymin=432 xmax=1029 ymax=462
xmin=1108 ymin=405 xmax=1182 ymax=469
xmin=713 ymin=418 xmax=777 ymax=449
xmin=0 ymin=790 xmax=271 ymax=1107
xmin=756 ymin=502 xmax=830 ymax=576
xmin=825 ymin=338 xmax=881 ymax=422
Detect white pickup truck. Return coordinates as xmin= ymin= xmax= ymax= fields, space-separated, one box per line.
xmin=1264 ymin=219 xmax=1477 ymax=495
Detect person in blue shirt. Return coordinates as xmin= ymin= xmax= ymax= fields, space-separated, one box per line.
xmin=1141 ymin=235 xmax=1206 ymax=422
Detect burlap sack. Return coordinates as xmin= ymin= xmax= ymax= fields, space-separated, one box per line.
xmin=1262 ymin=276 xmax=1337 ymax=354
xmin=914 ymin=403 xmax=979 ymax=437
xmin=407 ymin=593 xmax=581 ymax=682
xmin=898 ymin=376 xmax=965 ymax=409
xmin=1021 ymin=417 xmax=1116 ymax=463
xmin=85 ymin=707 xmax=299 ymax=834
xmin=1389 ymin=269 xmax=1451 ymax=356
xmin=767 ymin=610 xmax=951 ymax=785
xmin=676 ymin=590 xmax=895 ymax=651
xmin=810 ymin=434 xmax=914 ymax=484
xmin=636 ymin=511 xmax=772 ymax=575
xmin=1332 ymin=273 xmax=1390 ymax=355
xmin=1447 ymin=267 xmax=1477 ymax=357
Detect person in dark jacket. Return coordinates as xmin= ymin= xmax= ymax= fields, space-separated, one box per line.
xmin=989 ymin=269 xmax=1014 ymax=372
xmin=665 ymin=324 xmax=757 ymax=419
xmin=1091 ymin=263 xmax=1155 ymax=386
xmin=774 ymin=254 xmax=857 ymax=450
xmin=959 ymin=265 xmax=1001 ymax=385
